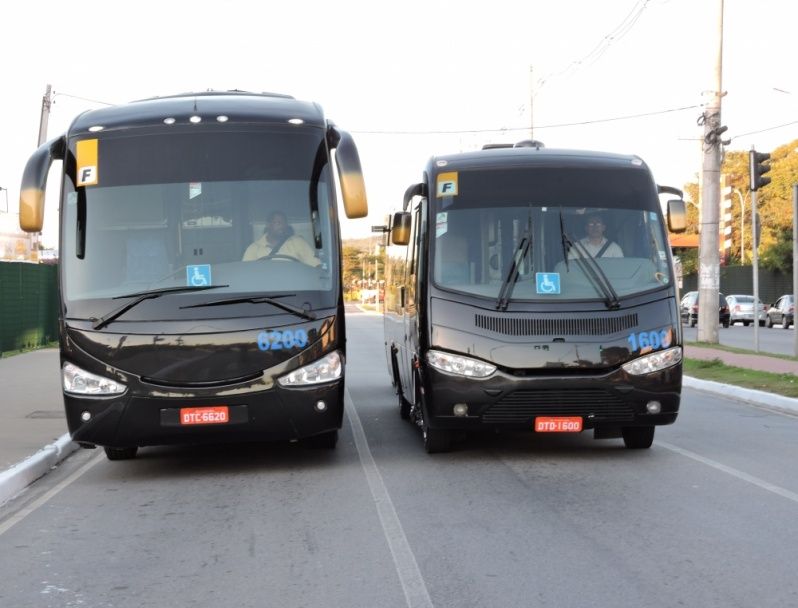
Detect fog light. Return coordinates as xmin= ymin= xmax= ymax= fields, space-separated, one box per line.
xmin=81 ymin=411 xmax=91 ymax=422
xmin=646 ymin=400 xmax=661 ymax=414
xmin=315 ymin=401 xmax=327 ymax=412
xmin=453 ymin=403 xmax=469 ymax=417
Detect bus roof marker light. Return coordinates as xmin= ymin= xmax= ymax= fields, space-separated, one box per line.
xmin=216 ymin=115 xmax=229 ymax=123
xmin=88 ymin=125 xmax=104 ymax=132
xmin=288 ymin=118 xmax=304 ymax=125
xmin=189 ymin=116 xmax=202 ymax=124
xmin=163 ymin=117 xmax=176 ymax=125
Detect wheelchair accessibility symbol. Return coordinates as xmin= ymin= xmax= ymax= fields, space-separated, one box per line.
xmin=187 ymin=265 xmax=212 ymax=287
xmin=535 ymin=272 xmax=560 ymax=295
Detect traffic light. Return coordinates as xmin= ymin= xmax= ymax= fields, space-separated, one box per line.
xmin=749 ymin=149 xmax=771 ymax=191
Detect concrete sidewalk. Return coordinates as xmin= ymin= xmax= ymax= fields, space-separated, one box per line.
xmin=684 ymin=344 xmax=798 ymax=375
xmin=0 ymin=349 xmax=79 ymax=506
xmin=1 ymin=343 xmax=797 ymax=507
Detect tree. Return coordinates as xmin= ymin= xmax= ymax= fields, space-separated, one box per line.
xmin=760 ymin=227 xmax=793 ymax=274
xmin=682 ymin=139 xmax=798 ymax=268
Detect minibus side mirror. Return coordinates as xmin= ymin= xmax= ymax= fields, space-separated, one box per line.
xmin=391 ymin=212 xmax=412 ymax=245
xmin=667 ymin=199 xmax=687 ymax=233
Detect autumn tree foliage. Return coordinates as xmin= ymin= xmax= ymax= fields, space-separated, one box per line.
xmin=683 ymin=138 xmax=798 ymax=271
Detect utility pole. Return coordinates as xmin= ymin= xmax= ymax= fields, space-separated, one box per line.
xmin=793 ymin=185 xmax=798 ymax=356
xmin=528 ymin=65 xmax=534 ymax=141
xmin=37 ymin=84 xmax=52 ymax=146
xmin=697 ymin=0 xmax=726 ymax=343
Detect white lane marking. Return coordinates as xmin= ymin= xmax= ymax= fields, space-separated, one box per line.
xmin=345 ymin=389 xmax=434 ymax=608
xmin=0 ymin=453 xmax=103 ymax=536
xmin=657 ymin=441 xmax=798 ymax=504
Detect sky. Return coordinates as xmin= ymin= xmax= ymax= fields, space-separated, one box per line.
xmin=1 ymin=0 xmax=796 ymax=248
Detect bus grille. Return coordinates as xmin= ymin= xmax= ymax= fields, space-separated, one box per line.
xmin=482 ymin=388 xmax=634 ymax=424
xmin=474 ymin=313 xmax=638 ymax=336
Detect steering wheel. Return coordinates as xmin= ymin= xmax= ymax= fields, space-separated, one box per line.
xmin=256 ymin=253 xmax=302 ymax=263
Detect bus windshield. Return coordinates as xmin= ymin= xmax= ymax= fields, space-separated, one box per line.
xmin=431 ymin=167 xmax=672 ymax=302
xmin=61 ymin=127 xmax=337 ymax=319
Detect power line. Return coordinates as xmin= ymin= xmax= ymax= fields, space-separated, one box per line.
xmin=732 ymin=120 xmax=798 ymax=140
xmin=537 ymin=0 xmax=651 ymax=89
xmin=52 ymin=91 xmax=115 ymax=106
xmin=351 ymin=104 xmax=699 ymax=136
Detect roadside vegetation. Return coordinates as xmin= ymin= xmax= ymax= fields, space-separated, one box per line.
xmin=684 ymin=357 xmax=798 ymax=398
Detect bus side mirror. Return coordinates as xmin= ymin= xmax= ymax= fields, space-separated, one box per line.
xmin=667 ymin=199 xmax=686 ymax=233
xmin=19 ymin=137 xmax=64 ymax=233
xmin=391 ymin=212 xmax=411 ymax=245
xmin=332 ymin=130 xmax=368 ymax=219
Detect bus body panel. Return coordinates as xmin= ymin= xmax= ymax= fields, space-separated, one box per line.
xmin=385 ymin=147 xmax=683 ymax=446
xmin=21 ymin=91 xmax=365 ymax=453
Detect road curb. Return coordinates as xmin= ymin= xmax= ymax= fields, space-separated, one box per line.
xmin=684 ymin=375 xmax=798 ymax=416
xmin=0 ymin=434 xmax=80 ymax=507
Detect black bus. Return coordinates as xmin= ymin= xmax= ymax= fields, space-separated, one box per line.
xmin=383 ymin=144 xmax=686 ymax=453
xmin=19 ymin=91 xmax=367 ymax=459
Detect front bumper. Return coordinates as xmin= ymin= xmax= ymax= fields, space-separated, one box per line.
xmin=421 ymin=363 xmax=681 ymax=432
xmin=64 ymin=380 xmax=344 ymax=448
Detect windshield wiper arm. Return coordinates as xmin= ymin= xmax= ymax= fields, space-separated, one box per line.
xmin=92 ymin=285 xmax=228 ymax=330
xmin=180 ymin=294 xmax=316 ymax=321
xmin=496 ymin=209 xmax=534 ymax=311
xmin=558 ymin=211 xmax=619 ymax=310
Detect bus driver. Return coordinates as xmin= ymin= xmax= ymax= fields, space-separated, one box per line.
xmin=243 ymin=211 xmax=320 ymax=267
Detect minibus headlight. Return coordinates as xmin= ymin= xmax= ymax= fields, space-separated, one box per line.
xmin=278 ymin=351 xmax=342 ymax=387
xmin=426 ymin=350 xmax=496 ymax=378
xmin=622 ymin=346 xmax=682 ymax=376
xmin=62 ymin=362 xmax=126 ymax=395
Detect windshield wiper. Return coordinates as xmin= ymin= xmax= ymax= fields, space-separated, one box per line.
xmin=496 ymin=208 xmax=534 ymax=311
xmin=91 ymin=285 xmax=228 ymax=330
xmin=180 ymin=294 xmax=317 ymax=321
xmin=559 ymin=210 xmax=620 ymax=310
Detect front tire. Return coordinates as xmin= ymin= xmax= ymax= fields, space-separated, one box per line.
xmin=622 ymin=426 xmax=655 ymax=449
xmin=422 ymin=423 xmax=452 ymax=454
xmin=766 ymin=315 xmax=774 ymax=328
xmin=104 ymin=446 xmax=138 ymax=460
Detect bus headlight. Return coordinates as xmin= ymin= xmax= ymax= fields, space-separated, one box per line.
xmin=622 ymin=346 xmax=682 ymax=376
xmin=426 ymin=350 xmax=496 ymax=378
xmin=278 ymin=351 xmax=342 ymax=387
xmin=62 ymin=362 xmax=126 ymax=395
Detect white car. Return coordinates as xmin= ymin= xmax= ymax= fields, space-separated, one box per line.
xmin=725 ymin=294 xmax=766 ymax=327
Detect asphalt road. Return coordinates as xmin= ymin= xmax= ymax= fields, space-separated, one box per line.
xmin=2 ymin=313 xmax=798 ymax=607
xmin=683 ymin=322 xmax=798 ymax=356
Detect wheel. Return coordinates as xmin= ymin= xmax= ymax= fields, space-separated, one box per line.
xmin=759 ymin=320 xmax=765 ymax=327
xmin=418 ymin=390 xmax=451 ymax=453
xmin=722 ymin=320 xmax=729 ymax=328
xmin=398 ymin=391 xmax=411 ymax=420
xmin=766 ymin=315 xmax=773 ymax=328
xmin=621 ymin=426 xmax=655 ymax=449
xmin=783 ymin=319 xmax=791 ymax=330
xmin=305 ymin=429 xmax=338 ymax=449
xmin=104 ymin=446 xmax=138 ymax=460
xmin=689 ymin=317 xmax=696 ymax=328
xmin=743 ymin=321 xmax=750 ymax=327
xmin=255 ymin=253 xmax=302 ymax=263
xmin=422 ymin=422 xmax=452 ymax=454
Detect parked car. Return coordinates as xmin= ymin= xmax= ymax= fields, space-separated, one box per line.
xmin=680 ymin=290 xmax=730 ymax=327
xmin=725 ymin=294 xmax=767 ymax=327
xmin=765 ymin=294 xmax=794 ymax=328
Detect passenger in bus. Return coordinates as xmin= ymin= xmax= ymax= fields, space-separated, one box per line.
xmin=242 ymin=210 xmax=320 ymax=266
xmin=570 ymin=212 xmax=623 ymax=258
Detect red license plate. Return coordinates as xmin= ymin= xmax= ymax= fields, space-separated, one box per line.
xmin=180 ymin=406 xmax=229 ymax=425
xmin=534 ymin=416 xmax=583 ymax=433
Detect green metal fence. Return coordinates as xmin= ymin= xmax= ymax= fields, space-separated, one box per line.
xmin=0 ymin=262 xmax=59 ymax=355
xmin=681 ymin=265 xmax=794 ymax=306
